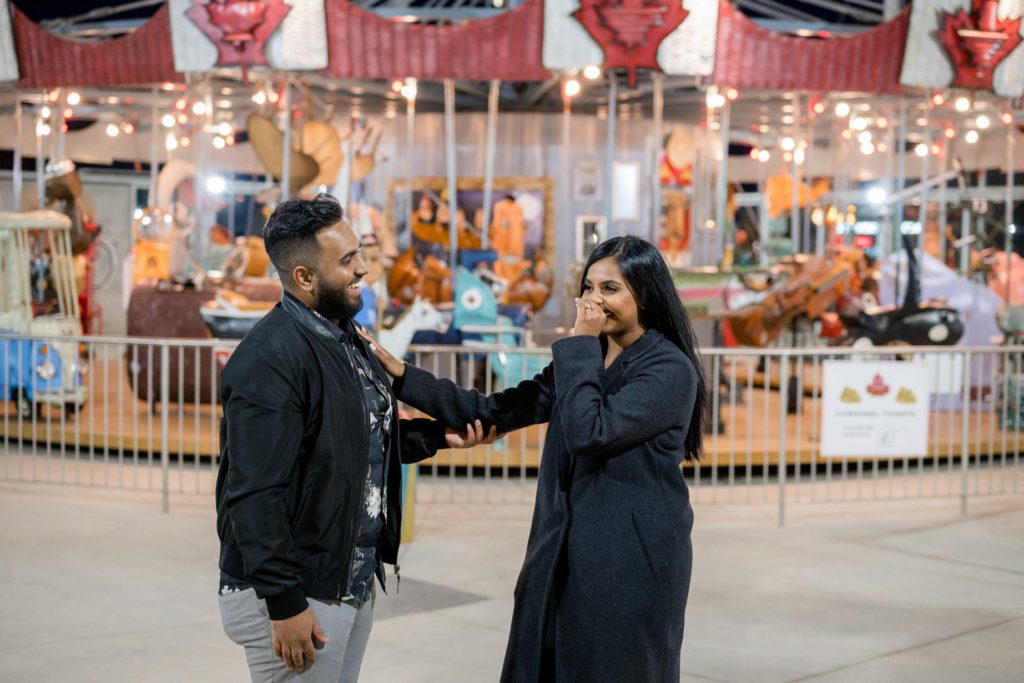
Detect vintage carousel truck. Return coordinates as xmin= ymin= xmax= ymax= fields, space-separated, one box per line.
xmin=0 ymin=210 xmax=87 ymax=419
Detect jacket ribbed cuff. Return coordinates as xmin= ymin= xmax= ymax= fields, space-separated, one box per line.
xmin=264 ymin=585 xmax=308 ymax=621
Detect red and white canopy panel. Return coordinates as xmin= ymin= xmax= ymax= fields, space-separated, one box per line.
xmin=168 ymin=0 xmax=329 ymax=73
xmin=0 ymin=0 xmax=18 ymax=82
xmin=900 ymin=0 xmax=1024 ymax=96
xmin=542 ymin=0 xmax=719 ymax=87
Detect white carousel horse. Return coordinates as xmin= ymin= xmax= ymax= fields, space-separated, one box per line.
xmin=376 ymin=297 xmax=451 ymax=360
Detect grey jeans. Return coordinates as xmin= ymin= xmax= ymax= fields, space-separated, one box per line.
xmin=219 ymin=588 xmax=374 ymax=683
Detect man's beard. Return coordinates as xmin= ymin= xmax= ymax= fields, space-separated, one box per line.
xmin=314 ymin=279 xmax=363 ymax=322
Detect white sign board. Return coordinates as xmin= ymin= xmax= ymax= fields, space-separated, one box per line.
xmin=168 ymin=0 xmax=328 ymax=74
xmin=542 ymin=0 xmax=718 ymax=76
xmin=821 ymin=361 xmax=930 ymax=458
xmin=0 ymin=0 xmax=19 ymax=83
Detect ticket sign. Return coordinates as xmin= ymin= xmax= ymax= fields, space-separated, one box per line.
xmin=821 ymin=361 xmax=930 ymax=458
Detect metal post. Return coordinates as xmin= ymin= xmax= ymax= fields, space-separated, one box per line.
xmin=56 ymin=88 xmax=66 ymax=161
xmin=791 ymin=94 xmax=801 ymax=254
xmin=937 ymin=142 xmax=949 ymax=266
xmin=605 ymin=73 xmax=618 ymax=231
xmin=777 ymin=354 xmax=789 ymax=526
xmin=960 ymin=349 xmax=971 ymax=516
xmin=960 ymin=207 xmax=972 ymax=275
xmin=881 ymin=104 xmax=896 ymax=263
xmin=160 ymin=344 xmax=170 ymax=513
xmin=406 ymin=88 xmax=416 ymax=231
xmin=561 ymin=94 xmax=572 ymax=321
xmin=1006 ymin=124 xmax=1016 ymax=304
xmin=149 ymin=86 xmax=159 ymax=205
xmin=35 ymin=102 xmax=45 ymax=209
xmin=13 ymin=97 xmax=22 ymax=210
xmin=716 ymin=97 xmax=731 ymax=261
xmin=481 ymin=80 xmax=500 ymax=250
xmin=652 ymin=73 xmax=664 ymax=245
xmin=281 ymin=75 xmax=292 ymax=200
xmin=444 ymin=79 xmax=459 ymax=272
xmin=896 ymin=97 xmax=908 ymax=254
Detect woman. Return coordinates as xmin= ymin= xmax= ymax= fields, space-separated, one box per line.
xmin=360 ymin=236 xmax=707 ymax=681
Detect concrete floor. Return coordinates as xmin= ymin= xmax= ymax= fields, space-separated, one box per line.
xmin=0 ymin=484 xmax=1022 ymax=682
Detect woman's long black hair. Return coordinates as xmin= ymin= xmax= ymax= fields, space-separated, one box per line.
xmin=580 ymin=236 xmax=709 ymax=461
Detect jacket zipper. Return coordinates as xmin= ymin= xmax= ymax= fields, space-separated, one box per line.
xmin=336 ymin=343 xmax=370 ymax=600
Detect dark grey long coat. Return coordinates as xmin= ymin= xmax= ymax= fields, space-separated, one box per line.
xmin=396 ymin=330 xmax=697 ymax=682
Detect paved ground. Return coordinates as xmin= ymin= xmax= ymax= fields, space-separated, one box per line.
xmin=1 ymin=482 xmax=1022 ymax=682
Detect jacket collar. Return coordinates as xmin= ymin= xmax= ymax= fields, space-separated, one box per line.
xmin=281 ymin=290 xmax=353 ymax=343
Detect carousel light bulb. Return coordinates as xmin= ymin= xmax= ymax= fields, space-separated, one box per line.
xmin=62 ymin=108 xmax=73 ymax=119
xmin=944 ymin=126 xmax=956 ymax=139
xmin=781 ymin=137 xmax=795 ymax=151
xmin=390 ymin=79 xmax=404 ymax=93
xmin=176 ymin=113 xmax=188 ymax=125
xmin=876 ymin=116 xmax=888 ymax=128
xmin=851 ymin=117 xmax=868 ymax=131
xmin=105 ymin=123 xmax=119 ymax=137
xmin=122 ymin=122 xmax=135 ymax=135
xmin=915 ymin=142 xmax=928 ymax=157
xmin=192 ymin=101 xmax=207 ymax=116
xmin=253 ymin=90 xmax=267 ymax=105
xmin=36 ymin=120 xmax=51 ymax=137
xmin=40 ymin=106 xmax=51 ymax=119
xmin=858 ymin=130 xmax=872 ymax=144
xmin=726 ymin=87 xmax=739 ymax=101
xmin=757 ymin=149 xmax=770 ymax=162
xmin=66 ymin=91 xmax=81 ymax=106
xmin=782 ymin=151 xmax=793 ymax=163
xmin=861 ymin=141 xmax=874 ymax=155
xmin=867 ymin=186 xmax=887 ymax=204
xmin=217 ymin=122 xmax=233 ymax=136
xmin=841 ymin=128 xmax=853 ymax=140
xmin=955 ymin=96 xmax=970 ymax=112
xmin=225 ymin=134 xmax=235 ymax=146
xmin=749 ymin=147 xmax=759 ymax=160
xmin=205 ymin=176 xmax=226 ymax=194
xmin=706 ymin=89 xmax=725 ymax=109
xmin=174 ymin=98 xmax=187 ymax=111
xmin=161 ymin=113 xmax=175 ymax=128
xmin=977 ymin=114 xmax=991 ymax=129
xmin=583 ymin=65 xmax=602 ymax=80
xmin=562 ymin=78 xmax=581 ymax=99
xmin=877 ymin=141 xmax=888 ymax=152
xmin=931 ymin=143 xmax=941 ymax=155
xmin=794 ymin=148 xmax=805 ymax=165
xmin=965 ymin=129 xmax=980 ymax=143
xmin=1003 ymin=112 xmax=1015 ymax=124
xmin=268 ymin=90 xmax=280 ymax=103
xmin=812 ymin=101 xmax=826 ymax=115
xmin=180 ymin=136 xmax=191 ymax=148
xmin=401 ymin=78 xmax=417 ymax=101
xmin=165 ymin=133 xmax=178 ymax=150
xmin=932 ymin=92 xmax=945 ymax=106
xmin=212 ymin=135 xmax=226 ymax=149
xmin=835 ymin=102 xmax=851 ymax=117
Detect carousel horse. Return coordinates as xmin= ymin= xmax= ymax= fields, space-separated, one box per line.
xmin=388 ymin=247 xmax=454 ymax=305
xmin=376 ymin=297 xmax=451 ymax=360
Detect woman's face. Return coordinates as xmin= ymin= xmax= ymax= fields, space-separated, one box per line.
xmin=581 ymin=257 xmax=643 ymax=338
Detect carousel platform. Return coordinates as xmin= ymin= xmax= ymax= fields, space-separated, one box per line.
xmin=2 ymin=360 xmax=1020 ymax=469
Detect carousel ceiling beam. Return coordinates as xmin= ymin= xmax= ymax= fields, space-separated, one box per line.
xmin=41 ymin=0 xmax=164 ymax=31
xmin=738 ymin=0 xmax=820 ymax=23
xmin=754 ymin=19 xmax=874 ymax=35
xmin=797 ymin=0 xmax=884 ymax=23
xmin=521 ymin=77 xmax=561 ymax=107
xmin=368 ymin=7 xmax=508 ymax=19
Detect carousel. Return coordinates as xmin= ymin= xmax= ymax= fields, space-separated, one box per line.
xmin=2 ymin=0 xmax=1024 ymax=466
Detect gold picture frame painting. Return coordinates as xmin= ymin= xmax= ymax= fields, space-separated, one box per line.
xmin=385 ymin=176 xmax=555 ymax=262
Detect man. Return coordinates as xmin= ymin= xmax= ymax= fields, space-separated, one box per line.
xmin=216 ymin=194 xmax=492 ymax=681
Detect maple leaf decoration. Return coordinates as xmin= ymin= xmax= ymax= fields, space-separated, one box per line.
xmin=939 ymin=0 xmax=1023 ymax=91
xmin=573 ymin=0 xmax=690 ymax=88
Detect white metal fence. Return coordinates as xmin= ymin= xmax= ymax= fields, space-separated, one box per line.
xmin=2 ymin=332 xmax=1021 ymax=523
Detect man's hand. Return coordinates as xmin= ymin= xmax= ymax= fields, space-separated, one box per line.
xmin=355 ymin=326 xmax=406 ymax=378
xmin=271 ymin=607 xmax=329 ymax=673
xmin=445 ymin=419 xmax=499 ymax=448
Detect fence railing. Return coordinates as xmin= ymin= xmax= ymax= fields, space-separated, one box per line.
xmin=2 ymin=332 xmax=1021 ymax=523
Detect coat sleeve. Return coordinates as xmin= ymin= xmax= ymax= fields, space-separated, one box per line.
xmin=398 ymin=417 xmax=449 ymax=464
xmin=551 ymin=335 xmax=696 ymax=458
xmin=394 ymin=362 xmax=555 ymax=433
xmin=219 ymin=351 xmax=309 ymax=620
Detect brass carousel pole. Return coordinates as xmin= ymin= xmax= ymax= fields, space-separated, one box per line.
xmin=481 ymin=79 xmax=500 ymax=251
xmin=444 ymin=78 xmax=459 ymax=272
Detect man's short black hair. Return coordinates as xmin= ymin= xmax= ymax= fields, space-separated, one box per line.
xmin=262 ymin=193 xmax=344 ymax=282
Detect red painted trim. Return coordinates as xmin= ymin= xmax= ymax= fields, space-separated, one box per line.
xmin=14 ymin=3 xmax=180 ymax=88
xmin=711 ymin=0 xmax=909 ymax=94
xmin=322 ymin=0 xmax=550 ymax=81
